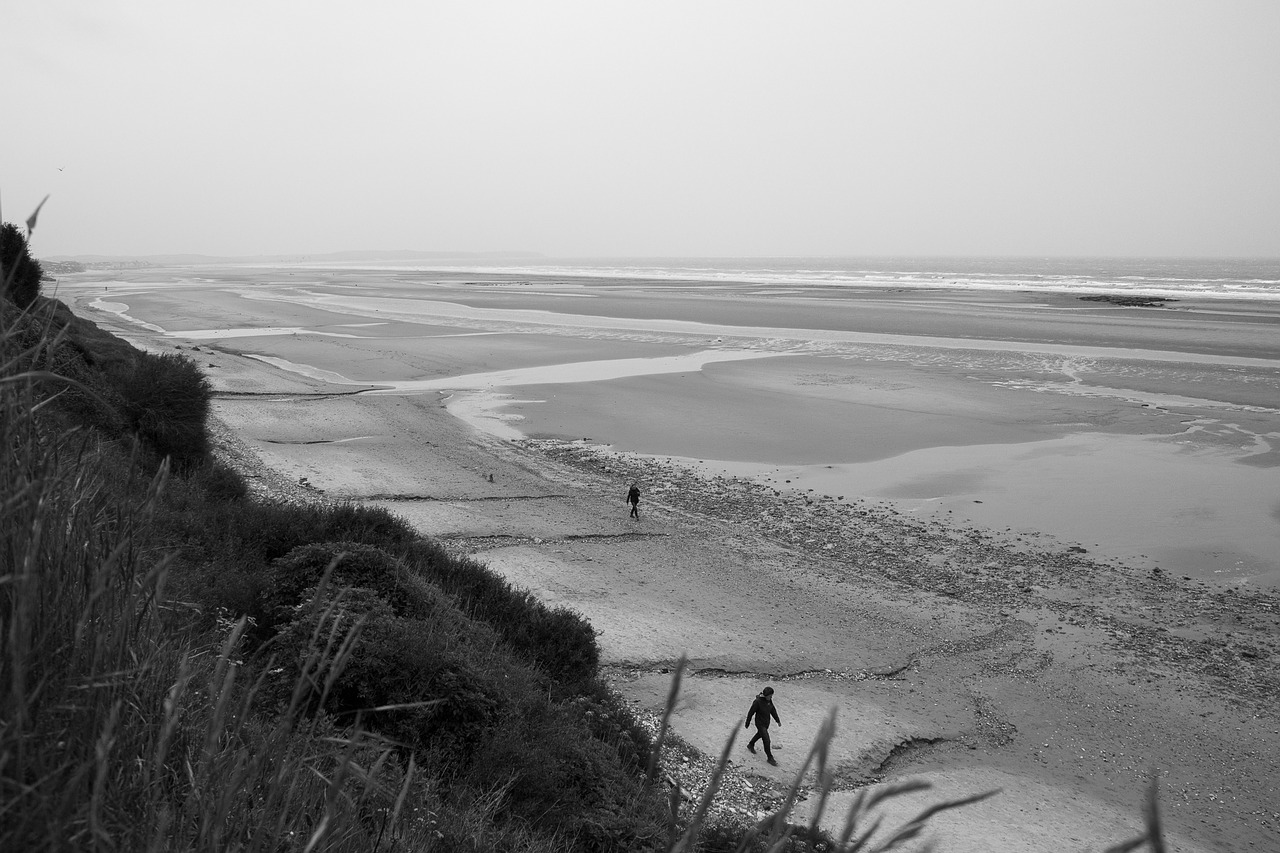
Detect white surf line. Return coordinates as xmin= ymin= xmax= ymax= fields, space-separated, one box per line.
xmin=240 ymin=290 xmax=1280 ymax=370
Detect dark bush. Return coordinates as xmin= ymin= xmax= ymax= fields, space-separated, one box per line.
xmin=266 ymin=585 xmax=507 ymax=764
xmin=114 ymin=349 xmax=211 ymax=471
xmin=467 ymin=701 xmax=665 ymax=851
xmin=202 ymin=502 xmax=418 ymax=564
xmin=226 ymin=501 xmax=417 ymax=564
xmin=321 ymin=501 xmax=419 ymax=550
xmin=0 ymin=222 xmax=42 ymax=310
xmin=184 ymin=506 xmax=597 ymax=681
xmin=522 ymin=604 xmax=600 ymax=683
xmin=198 ymin=557 xmax=268 ymax=622
xmin=163 ymin=459 xmax=249 ymax=507
xmin=199 ymin=460 xmax=248 ymax=502
xmin=168 ymin=501 xmax=424 ymax=630
xmin=202 ymin=502 xmax=352 ymax=566
xmin=260 ymin=541 xmax=408 ymax=632
xmin=572 ymin=679 xmax=654 ymax=773
xmin=0 ymin=303 xmax=128 ymax=441
xmin=401 ymin=539 xmax=599 ymax=682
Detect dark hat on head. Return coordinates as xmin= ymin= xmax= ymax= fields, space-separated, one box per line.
xmin=762 ymin=686 xmax=774 ymax=695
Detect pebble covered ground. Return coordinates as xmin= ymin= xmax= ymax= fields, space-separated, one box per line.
xmin=525 ymin=439 xmax=1280 ymax=713
xmin=506 ymin=439 xmax=1280 ymax=839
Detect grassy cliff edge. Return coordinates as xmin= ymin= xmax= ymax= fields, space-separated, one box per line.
xmin=0 ymin=274 xmax=686 ymax=850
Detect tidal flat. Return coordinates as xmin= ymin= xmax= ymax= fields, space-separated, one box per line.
xmin=59 ymin=264 xmax=1280 ymax=851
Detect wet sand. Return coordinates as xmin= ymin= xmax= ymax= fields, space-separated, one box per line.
xmin=90 ymin=264 xmax=1278 ymax=585
xmin=55 ymin=265 xmax=1280 ymax=851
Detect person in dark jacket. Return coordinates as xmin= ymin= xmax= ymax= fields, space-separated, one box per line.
xmin=745 ymin=686 xmax=781 ymax=765
xmin=626 ymin=482 xmax=641 ymax=519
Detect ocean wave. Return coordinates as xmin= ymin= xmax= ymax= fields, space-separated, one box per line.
xmin=302 ymin=258 xmax=1280 ymax=301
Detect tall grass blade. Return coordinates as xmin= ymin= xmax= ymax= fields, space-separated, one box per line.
xmin=647 ymin=654 xmax=687 ymax=785
xmin=25 ymin=195 xmax=50 ymax=234
xmin=670 ymin=719 xmax=741 ymax=852
xmin=1103 ymin=774 xmax=1166 ymax=853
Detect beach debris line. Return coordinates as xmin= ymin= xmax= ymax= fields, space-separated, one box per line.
xmin=1079 ymin=294 xmax=1176 ymax=308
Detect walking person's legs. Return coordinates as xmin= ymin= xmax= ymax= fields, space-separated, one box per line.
xmin=760 ymin=729 xmax=777 ymax=764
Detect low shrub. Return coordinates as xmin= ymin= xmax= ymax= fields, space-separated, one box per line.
xmin=1 ymin=222 xmax=42 ymax=309
xmin=198 ymin=556 xmax=271 ymax=623
xmin=567 ymin=680 xmax=653 ymax=773
xmin=401 ymin=540 xmax=599 ymax=683
xmin=198 ymin=459 xmax=249 ymax=502
xmin=466 ymin=701 xmax=667 ymax=852
xmin=265 ymin=585 xmax=508 ymax=766
xmin=323 ymin=501 xmax=420 ymax=550
xmin=0 ymin=301 xmax=128 ymax=442
xmin=183 ymin=515 xmax=599 ymax=684
xmin=218 ymin=500 xmax=417 ymax=563
xmin=162 ymin=501 xmax=434 ymax=644
xmin=159 ymin=459 xmax=250 ymax=511
xmin=519 ymin=604 xmax=601 ymax=684
xmin=191 ymin=501 xmax=334 ymax=567
xmin=260 ymin=541 xmax=408 ymax=633
xmin=113 ymin=349 xmax=212 ymax=471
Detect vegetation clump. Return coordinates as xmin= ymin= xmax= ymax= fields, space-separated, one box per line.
xmin=1078 ymin=294 xmax=1174 ymax=307
xmin=1 ymin=221 xmax=43 ymax=308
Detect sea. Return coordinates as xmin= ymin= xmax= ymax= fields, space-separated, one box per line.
xmin=332 ymin=256 xmax=1280 ymax=302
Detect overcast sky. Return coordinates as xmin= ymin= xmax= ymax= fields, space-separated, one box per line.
xmin=4 ymin=1 xmax=1279 ymax=258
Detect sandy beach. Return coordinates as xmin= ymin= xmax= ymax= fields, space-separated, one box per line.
xmin=58 ymin=265 xmax=1279 ymax=851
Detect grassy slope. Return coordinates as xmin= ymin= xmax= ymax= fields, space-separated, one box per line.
xmin=0 ymin=292 xmax=679 ymax=852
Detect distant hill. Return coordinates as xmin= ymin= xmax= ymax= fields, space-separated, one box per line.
xmin=41 ymin=260 xmax=87 ymax=274
xmin=45 ymin=249 xmax=544 ymax=266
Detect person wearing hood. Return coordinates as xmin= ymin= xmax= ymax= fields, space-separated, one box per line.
xmin=745 ymin=686 xmax=781 ymax=765
xmin=626 ymin=481 xmax=641 ymax=519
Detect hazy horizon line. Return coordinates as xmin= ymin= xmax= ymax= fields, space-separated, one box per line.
xmin=45 ymin=250 xmax=1280 ymax=264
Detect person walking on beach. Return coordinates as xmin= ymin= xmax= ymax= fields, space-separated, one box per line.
xmin=626 ymin=482 xmax=641 ymax=519
xmin=745 ymin=686 xmax=781 ymax=765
